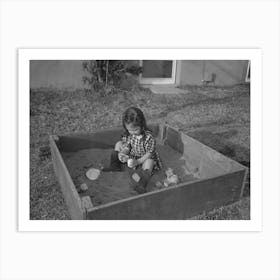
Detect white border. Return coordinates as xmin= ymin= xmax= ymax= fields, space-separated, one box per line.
xmin=19 ymin=49 xmax=262 ymax=232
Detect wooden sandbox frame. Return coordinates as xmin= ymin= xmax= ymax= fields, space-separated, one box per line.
xmin=50 ymin=124 xmax=248 ymax=220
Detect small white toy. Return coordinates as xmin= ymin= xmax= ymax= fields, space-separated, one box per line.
xmin=86 ymin=168 xmax=100 ymax=180
xmin=163 ymin=168 xmax=179 ymax=187
xmin=127 ymin=158 xmax=134 ymax=168
xmin=155 ymin=181 xmax=163 ymax=188
xmin=193 ymin=168 xmax=200 ymax=179
xmin=80 ymin=183 xmax=88 ymax=191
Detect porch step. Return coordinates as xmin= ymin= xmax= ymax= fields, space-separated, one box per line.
xmin=144 ymin=85 xmax=187 ymax=95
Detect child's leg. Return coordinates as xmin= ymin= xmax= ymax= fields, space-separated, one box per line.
xmin=114 ymin=141 xmax=123 ymax=152
xmin=130 ymin=159 xmax=154 ymax=194
xmin=142 ymin=159 xmax=154 ymax=173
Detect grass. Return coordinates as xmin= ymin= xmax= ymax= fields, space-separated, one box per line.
xmin=30 ymin=84 xmax=250 ymax=220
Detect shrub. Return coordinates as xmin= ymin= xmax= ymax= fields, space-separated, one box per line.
xmin=82 ymin=60 xmax=142 ymax=95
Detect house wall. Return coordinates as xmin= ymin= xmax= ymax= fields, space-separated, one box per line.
xmin=177 ymin=60 xmax=249 ymax=86
xmin=30 ymin=60 xmax=140 ymax=89
xmin=30 ymin=60 xmax=87 ymax=89
xmin=30 ymin=60 xmax=249 ymax=89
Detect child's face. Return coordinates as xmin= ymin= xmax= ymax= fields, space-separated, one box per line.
xmin=125 ymin=123 xmax=141 ymax=136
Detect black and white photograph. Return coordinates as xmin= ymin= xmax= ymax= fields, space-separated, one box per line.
xmin=28 ymin=57 xmax=251 ymax=221
xmin=1 ymin=1 xmax=279 ymax=280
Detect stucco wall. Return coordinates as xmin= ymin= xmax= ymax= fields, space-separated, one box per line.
xmin=30 ymin=60 xmax=249 ymax=89
xmin=30 ymin=60 xmax=140 ymax=89
xmin=177 ymin=60 xmax=249 ymax=86
xmin=30 ymin=60 xmax=87 ymax=89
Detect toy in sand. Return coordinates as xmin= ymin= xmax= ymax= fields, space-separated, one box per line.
xmin=86 ymin=168 xmax=101 ymax=180
xmin=163 ymin=168 xmax=179 ymax=187
xmin=79 ymin=183 xmax=89 ymax=192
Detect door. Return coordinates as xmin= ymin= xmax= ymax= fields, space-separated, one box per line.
xmin=139 ymin=60 xmax=176 ymax=84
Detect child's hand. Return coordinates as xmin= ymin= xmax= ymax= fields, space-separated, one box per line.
xmin=118 ymin=152 xmax=129 ymax=163
xmin=120 ymin=147 xmax=130 ymax=155
xmin=127 ymin=158 xmax=138 ymax=168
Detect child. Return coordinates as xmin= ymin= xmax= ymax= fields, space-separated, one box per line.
xmin=103 ymin=107 xmax=162 ymax=193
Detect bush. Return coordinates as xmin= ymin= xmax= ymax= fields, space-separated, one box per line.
xmin=82 ymin=60 xmax=142 ymax=95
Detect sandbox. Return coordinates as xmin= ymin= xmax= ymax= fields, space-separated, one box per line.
xmin=50 ymin=124 xmax=248 ymax=220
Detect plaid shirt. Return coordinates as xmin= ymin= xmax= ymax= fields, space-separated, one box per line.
xmin=121 ymin=130 xmax=162 ymax=171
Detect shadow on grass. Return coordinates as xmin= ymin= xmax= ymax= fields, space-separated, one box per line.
xmin=152 ymin=92 xmax=248 ymax=119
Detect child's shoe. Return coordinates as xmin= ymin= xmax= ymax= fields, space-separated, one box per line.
xmin=102 ymin=150 xmax=122 ymax=172
xmin=130 ymin=169 xmax=152 ymax=194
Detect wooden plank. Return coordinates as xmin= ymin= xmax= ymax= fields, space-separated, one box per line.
xmin=57 ymin=129 xmax=121 ymax=152
xmin=180 ymin=131 xmax=244 ymax=173
xmin=50 ymin=123 xmax=248 ymax=220
xmin=58 ymin=124 xmax=160 ymax=152
xmin=81 ymin=196 xmax=94 ymax=219
xmin=86 ymin=170 xmax=246 ymax=220
xmin=81 ymin=196 xmax=94 ymax=209
xmin=240 ymin=166 xmax=249 ymax=198
xmin=199 ymin=154 xmax=227 ymax=179
xmin=163 ymin=125 xmax=184 ymax=154
xmin=162 ymin=125 xmax=224 ymax=177
xmin=162 ymin=124 xmax=245 ymax=177
xmin=50 ymin=136 xmax=84 ymax=220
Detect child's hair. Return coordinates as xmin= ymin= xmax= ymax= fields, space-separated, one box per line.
xmin=122 ymin=107 xmax=148 ymax=136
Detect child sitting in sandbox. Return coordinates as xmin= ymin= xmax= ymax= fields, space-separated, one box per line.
xmin=102 ymin=107 xmax=162 ymax=193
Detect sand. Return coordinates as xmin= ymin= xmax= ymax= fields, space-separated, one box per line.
xmin=62 ymin=144 xmax=196 ymax=207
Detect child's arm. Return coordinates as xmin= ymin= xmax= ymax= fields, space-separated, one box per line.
xmin=120 ymin=146 xmax=130 ymax=155
xmin=136 ymin=152 xmax=151 ymax=165
xmin=118 ymin=136 xmax=131 ymax=162
xmin=134 ymin=133 xmax=156 ymax=166
xmin=120 ymin=135 xmax=131 ymax=153
xmin=118 ymin=146 xmax=130 ymax=163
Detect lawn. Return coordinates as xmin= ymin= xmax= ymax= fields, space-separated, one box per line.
xmin=30 ymin=84 xmax=250 ymax=220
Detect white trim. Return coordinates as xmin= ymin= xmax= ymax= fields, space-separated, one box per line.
xmin=245 ymin=60 xmax=251 ymax=82
xmin=139 ymin=60 xmax=177 ymax=84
